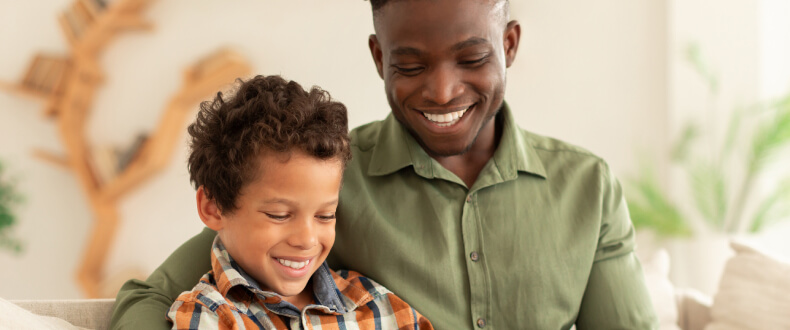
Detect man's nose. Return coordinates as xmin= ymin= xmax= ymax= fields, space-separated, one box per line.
xmin=287 ymin=218 xmax=318 ymax=249
xmin=422 ymin=65 xmax=464 ymax=105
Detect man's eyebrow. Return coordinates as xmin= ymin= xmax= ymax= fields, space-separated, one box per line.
xmin=451 ymin=37 xmax=490 ymax=51
xmin=390 ymin=46 xmax=422 ymax=57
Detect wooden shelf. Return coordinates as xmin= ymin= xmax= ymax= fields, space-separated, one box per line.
xmin=1 ymin=0 xmax=251 ymax=298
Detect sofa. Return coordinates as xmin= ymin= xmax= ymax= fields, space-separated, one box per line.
xmin=6 ymin=292 xmax=711 ymax=330
xmin=7 ymin=241 xmax=788 ymax=330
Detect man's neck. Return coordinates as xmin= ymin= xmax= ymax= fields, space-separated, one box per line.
xmin=433 ymin=112 xmax=503 ymax=188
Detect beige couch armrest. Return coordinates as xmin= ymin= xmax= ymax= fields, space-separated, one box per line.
xmin=11 ymin=299 xmax=115 ymax=330
xmin=675 ymin=289 xmax=712 ymax=330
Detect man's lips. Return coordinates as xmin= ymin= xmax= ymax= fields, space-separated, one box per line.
xmin=416 ymin=104 xmax=474 ymax=128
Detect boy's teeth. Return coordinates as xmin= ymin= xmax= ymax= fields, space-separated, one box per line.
xmin=278 ymin=258 xmax=310 ymax=270
xmin=422 ymin=107 xmax=469 ymax=125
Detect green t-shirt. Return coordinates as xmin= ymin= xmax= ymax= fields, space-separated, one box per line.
xmin=111 ymin=104 xmax=658 ymax=329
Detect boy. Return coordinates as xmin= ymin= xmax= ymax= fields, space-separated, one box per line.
xmin=167 ymin=75 xmax=432 ymax=329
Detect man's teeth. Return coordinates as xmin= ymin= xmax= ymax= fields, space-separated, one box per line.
xmin=278 ymin=258 xmax=310 ymax=270
xmin=422 ymin=108 xmax=468 ymax=127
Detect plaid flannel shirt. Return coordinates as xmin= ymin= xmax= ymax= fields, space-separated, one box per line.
xmin=167 ymin=236 xmax=432 ymax=330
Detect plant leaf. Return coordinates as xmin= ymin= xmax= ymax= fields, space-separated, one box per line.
xmin=685 ymin=43 xmax=719 ymax=94
xmin=749 ymin=180 xmax=790 ymax=232
xmin=749 ymin=103 xmax=790 ymax=174
xmin=671 ymin=122 xmax=700 ymax=163
xmin=687 ymin=162 xmax=727 ymax=228
xmin=626 ymin=166 xmax=693 ymax=237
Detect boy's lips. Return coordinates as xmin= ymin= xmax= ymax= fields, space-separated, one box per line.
xmin=273 ymin=256 xmax=315 ymax=278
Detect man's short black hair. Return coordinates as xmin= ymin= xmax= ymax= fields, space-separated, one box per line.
xmin=368 ymin=0 xmax=508 ymax=12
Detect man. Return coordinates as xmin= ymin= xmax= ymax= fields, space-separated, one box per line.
xmin=111 ymin=0 xmax=658 ymax=328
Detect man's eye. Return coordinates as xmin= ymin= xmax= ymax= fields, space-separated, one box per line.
xmin=460 ymin=54 xmax=490 ymax=66
xmin=392 ymin=65 xmax=424 ymax=76
xmin=264 ymin=213 xmax=289 ymax=221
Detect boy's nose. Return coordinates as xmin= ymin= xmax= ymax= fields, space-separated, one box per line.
xmin=288 ymin=219 xmax=318 ymax=249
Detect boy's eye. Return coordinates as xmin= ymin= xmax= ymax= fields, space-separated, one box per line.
xmin=315 ymin=214 xmax=336 ymax=222
xmin=264 ymin=213 xmax=289 ymax=221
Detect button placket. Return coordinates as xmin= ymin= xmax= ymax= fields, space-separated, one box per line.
xmin=470 ymin=251 xmax=479 ymax=262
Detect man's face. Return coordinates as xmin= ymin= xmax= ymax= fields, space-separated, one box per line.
xmin=369 ymin=0 xmax=520 ymax=157
xmin=215 ymin=151 xmax=342 ymax=300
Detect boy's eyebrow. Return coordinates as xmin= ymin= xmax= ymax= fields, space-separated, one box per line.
xmin=262 ymin=198 xmax=297 ymax=207
xmin=262 ymin=198 xmax=339 ymax=207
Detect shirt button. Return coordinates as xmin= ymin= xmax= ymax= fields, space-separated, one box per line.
xmin=466 ymin=195 xmax=472 ymax=203
xmin=477 ymin=318 xmax=486 ymax=328
xmin=470 ymin=251 xmax=479 ymax=262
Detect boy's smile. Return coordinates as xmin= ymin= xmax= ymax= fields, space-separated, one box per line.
xmin=199 ymin=150 xmax=343 ymax=307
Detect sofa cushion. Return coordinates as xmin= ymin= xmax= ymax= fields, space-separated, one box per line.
xmin=9 ymin=298 xmax=114 ymax=330
xmin=704 ymin=241 xmax=790 ymax=330
xmin=642 ymin=249 xmax=681 ymax=330
xmin=1 ymin=297 xmax=89 ymax=330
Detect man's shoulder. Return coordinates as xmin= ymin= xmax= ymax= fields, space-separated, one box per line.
xmin=514 ymin=127 xmax=614 ymax=180
xmin=349 ymin=119 xmax=386 ymax=152
xmin=519 ymin=128 xmax=600 ymax=160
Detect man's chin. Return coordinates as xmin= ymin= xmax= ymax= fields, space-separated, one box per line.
xmin=420 ymin=141 xmax=474 ymax=158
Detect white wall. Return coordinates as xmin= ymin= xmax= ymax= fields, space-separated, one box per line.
xmin=0 ymin=0 xmax=667 ymax=298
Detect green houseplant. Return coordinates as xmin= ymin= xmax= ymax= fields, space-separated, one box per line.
xmin=627 ymin=45 xmax=790 ymax=237
xmin=0 ymin=158 xmax=23 ymax=254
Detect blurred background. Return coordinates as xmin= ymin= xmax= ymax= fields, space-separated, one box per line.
xmin=0 ymin=0 xmax=788 ymax=300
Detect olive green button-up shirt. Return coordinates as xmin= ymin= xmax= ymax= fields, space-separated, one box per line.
xmin=328 ymin=105 xmax=657 ymax=329
xmin=110 ymin=104 xmax=657 ymax=329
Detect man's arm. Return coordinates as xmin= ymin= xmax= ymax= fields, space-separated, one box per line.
xmin=110 ymin=227 xmax=215 ymax=330
xmin=575 ymin=163 xmax=659 ymax=329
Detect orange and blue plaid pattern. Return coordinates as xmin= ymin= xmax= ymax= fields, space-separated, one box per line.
xmin=167 ymin=236 xmax=433 ymax=330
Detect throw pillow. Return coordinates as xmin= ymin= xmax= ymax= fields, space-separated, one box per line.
xmin=704 ymin=241 xmax=790 ymax=330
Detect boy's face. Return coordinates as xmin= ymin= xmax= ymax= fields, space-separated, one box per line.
xmin=213 ymin=150 xmax=342 ymax=299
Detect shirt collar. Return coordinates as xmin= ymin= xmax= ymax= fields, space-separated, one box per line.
xmin=210 ymin=236 xmax=370 ymax=315
xmin=366 ymin=102 xmax=547 ymax=179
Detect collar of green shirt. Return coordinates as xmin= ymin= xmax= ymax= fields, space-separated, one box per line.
xmin=366 ymin=102 xmax=547 ymax=188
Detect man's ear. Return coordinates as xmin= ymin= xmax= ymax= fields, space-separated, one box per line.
xmin=503 ymin=20 xmax=521 ymax=68
xmin=196 ymin=186 xmax=224 ymax=231
xmin=369 ymin=34 xmax=385 ymax=79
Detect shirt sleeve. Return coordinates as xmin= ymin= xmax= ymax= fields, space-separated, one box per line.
xmin=575 ymin=162 xmax=659 ymax=329
xmin=414 ymin=309 xmax=434 ymax=330
xmin=110 ymin=227 xmax=216 ymax=330
xmin=167 ymin=299 xmax=220 ymax=330
xmin=383 ymin=292 xmax=435 ymax=330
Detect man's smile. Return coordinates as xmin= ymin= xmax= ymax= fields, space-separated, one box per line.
xmin=416 ymin=103 xmax=475 ymax=128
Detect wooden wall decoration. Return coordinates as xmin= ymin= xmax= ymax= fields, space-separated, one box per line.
xmin=0 ymin=0 xmax=252 ymax=298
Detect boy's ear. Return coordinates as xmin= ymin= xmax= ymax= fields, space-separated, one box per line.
xmin=197 ymin=186 xmax=224 ymax=231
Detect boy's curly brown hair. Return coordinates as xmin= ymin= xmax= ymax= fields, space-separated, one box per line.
xmin=187 ymin=75 xmax=351 ymax=213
